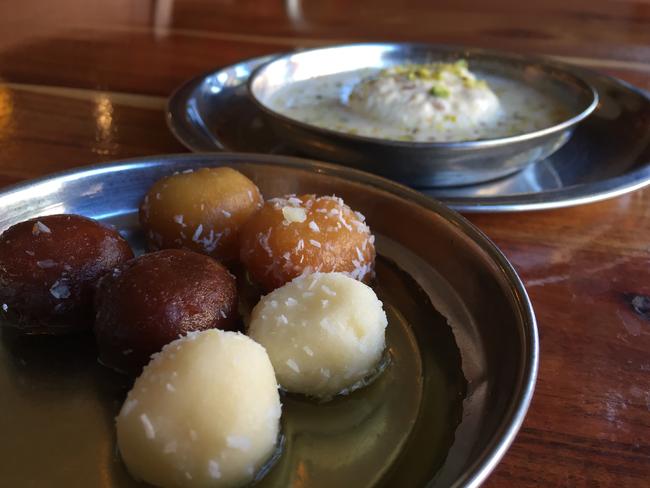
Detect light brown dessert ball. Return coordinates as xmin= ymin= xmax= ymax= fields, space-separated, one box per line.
xmin=94 ymin=249 xmax=238 ymax=374
xmin=139 ymin=167 xmax=263 ymax=261
xmin=0 ymin=214 xmax=134 ymax=334
xmin=239 ymin=194 xmax=375 ymax=291
xmin=248 ymin=272 xmax=388 ymax=399
xmin=116 ymin=329 xmax=282 ymax=488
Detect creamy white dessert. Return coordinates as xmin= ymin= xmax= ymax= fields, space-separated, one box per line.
xmin=116 ymin=330 xmax=282 ymax=488
xmin=248 ymin=272 xmax=388 ymax=399
xmin=267 ymin=60 xmax=566 ymax=142
xmin=349 ymin=61 xmax=501 ymax=137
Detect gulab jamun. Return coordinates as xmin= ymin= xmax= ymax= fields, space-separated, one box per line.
xmin=94 ymin=249 xmax=238 ymax=374
xmin=0 ymin=214 xmax=134 ymax=334
xmin=139 ymin=167 xmax=263 ymax=261
xmin=239 ymin=194 xmax=375 ymax=291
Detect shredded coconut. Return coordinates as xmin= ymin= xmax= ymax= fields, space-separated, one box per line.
xmin=121 ymin=399 xmax=138 ymax=416
xmin=221 ymin=210 xmax=232 ymax=218
xmin=208 ymin=460 xmax=222 ymax=479
xmin=192 ymin=224 xmax=203 ymax=241
xmin=50 ymin=281 xmax=71 ymax=299
xmin=286 ymin=358 xmax=300 ymax=373
xmin=303 ymin=345 xmax=314 ymax=357
xmin=32 ymin=221 xmax=51 ymax=236
xmin=227 ymin=435 xmax=252 ymax=451
xmin=36 ymin=259 xmax=57 ymax=269
xmin=285 ymin=297 xmax=298 ymax=307
xmin=166 ymin=383 xmax=176 ymax=392
xmin=140 ymin=413 xmax=155 ymax=439
xmin=321 ymin=285 xmax=336 ymax=296
xmin=308 ymin=221 xmax=320 ymax=232
xmin=173 ymin=214 xmax=185 ymax=226
xmin=282 ymin=206 xmax=307 ymax=223
xmin=356 ymin=247 xmax=364 ymax=261
xmin=258 ymin=228 xmax=273 ymax=257
xmin=338 ymin=212 xmax=353 ymax=231
xmin=309 ymin=239 xmax=321 ymax=248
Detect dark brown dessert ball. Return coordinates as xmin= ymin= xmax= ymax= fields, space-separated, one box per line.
xmin=240 ymin=194 xmax=375 ymax=291
xmin=139 ymin=167 xmax=263 ymax=262
xmin=94 ymin=249 xmax=238 ymax=374
xmin=0 ymin=214 xmax=134 ymax=334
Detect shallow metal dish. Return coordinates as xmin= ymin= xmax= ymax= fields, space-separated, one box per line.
xmin=167 ymin=55 xmax=650 ymax=212
xmin=247 ymin=43 xmax=598 ymax=187
xmin=0 ymin=153 xmax=537 ymax=487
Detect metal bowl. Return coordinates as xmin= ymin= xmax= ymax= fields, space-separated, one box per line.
xmin=0 ymin=153 xmax=538 ymax=487
xmin=248 ymin=43 xmax=598 ymax=187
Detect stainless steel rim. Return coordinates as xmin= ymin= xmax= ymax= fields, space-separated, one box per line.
xmin=166 ymin=57 xmax=650 ymax=213
xmin=246 ymin=42 xmax=599 ymax=150
xmin=0 ymin=152 xmax=539 ymax=486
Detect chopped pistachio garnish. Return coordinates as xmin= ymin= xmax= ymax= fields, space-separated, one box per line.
xmin=429 ymin=84 xmax=450 ymax=98
xmin=379 ymin=59 xmax=491 ymax=94
xmin=463 ymin=78 xmax=488 ymax=89
xmin=382 ymin=59 xmax=470 ymax=80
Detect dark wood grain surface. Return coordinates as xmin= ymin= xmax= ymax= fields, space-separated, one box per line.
xmin=1 ymin=1 xmax=649 ymax=486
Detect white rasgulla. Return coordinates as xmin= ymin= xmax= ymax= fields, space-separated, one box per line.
xmin=116 ymin=329 xmax=282 ymax=488
xmin=248 ymin=272 xmax=388 ymax=399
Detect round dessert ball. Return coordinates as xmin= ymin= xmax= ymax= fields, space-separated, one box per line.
xmin=240 ymin=194 xmax=375 ymax=291
xmin=0 ymin=214 xmax=133 ymax=334
xmin=116 ymin=329 xmax=282 ymax=488
xmin=94 ymin=249 xmax=237 ymax=374
xmin=139 ymin=167 xmax=263 ymax=261
xmin=248 ymin=272 xmax=388 ymax=399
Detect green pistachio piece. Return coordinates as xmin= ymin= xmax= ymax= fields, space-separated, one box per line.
xmin=429 ymin=84 xmax=451 ymax=98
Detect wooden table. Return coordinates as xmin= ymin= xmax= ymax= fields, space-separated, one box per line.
xmin=1 ymin=1 xmax=649 ymax=486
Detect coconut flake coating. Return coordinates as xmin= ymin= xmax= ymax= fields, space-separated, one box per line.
xmin=239 ymin=194 xmax=375 ymax=291
xmin=139 ymin=167 xmax=263 ymax=261
xmin=248 ymin=272 xmax=388 ymax=398
xmin=116 ymin=329 xmax=282 ymax=488
xmin=94 ymin=249 xmax=238 ymax=374
xmin=0 ymin=214 xmax=134 ymax=333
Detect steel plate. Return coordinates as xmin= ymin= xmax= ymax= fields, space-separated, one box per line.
xmin=167 ymin=55 xmax=650 ymax=212
xmin=0 ymin=153 xmax=537 ymax=487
